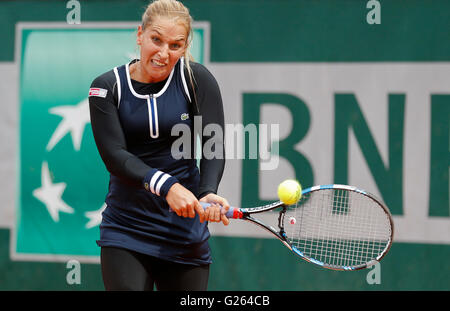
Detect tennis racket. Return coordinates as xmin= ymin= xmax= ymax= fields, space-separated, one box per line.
xmin=201 ymin=184 xmax=393 ymax=271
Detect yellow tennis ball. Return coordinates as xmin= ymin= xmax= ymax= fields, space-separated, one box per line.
xmin=277 ymin=179 xmax=302 ymax=205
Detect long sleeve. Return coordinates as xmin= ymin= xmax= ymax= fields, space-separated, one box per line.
xmin=187 ymin=63 xmax=226 ymax=198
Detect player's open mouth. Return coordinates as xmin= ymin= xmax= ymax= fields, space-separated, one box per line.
xmin=152 ymin=59 xmax=166 ymax=67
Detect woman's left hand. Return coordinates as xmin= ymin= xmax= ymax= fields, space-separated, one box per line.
xmin=199 ymin=193 xmax=230 ymax=226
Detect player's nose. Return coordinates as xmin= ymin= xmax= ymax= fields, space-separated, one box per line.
xmin=157 ymin=44 xmax=169 ymax=60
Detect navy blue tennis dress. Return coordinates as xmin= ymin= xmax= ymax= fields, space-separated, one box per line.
xmin=93 ymin=58 xmax=213 ymax=266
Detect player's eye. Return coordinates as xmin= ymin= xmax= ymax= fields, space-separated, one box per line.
xmin=170 ymin=43 xmax=181 ymax=50
xmin=151 ymin=36 xmax=161 ymax=43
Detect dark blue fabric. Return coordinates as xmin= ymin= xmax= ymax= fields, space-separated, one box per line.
xmin=97 ymin=59 xmax=211 ymax=265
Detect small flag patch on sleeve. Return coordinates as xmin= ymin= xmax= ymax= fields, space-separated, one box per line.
xmin=89 ymin=88 xmax=108 ymax=98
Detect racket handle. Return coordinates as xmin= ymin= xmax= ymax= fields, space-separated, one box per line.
xmin=200 ymin=202 xmax=243 ymax=219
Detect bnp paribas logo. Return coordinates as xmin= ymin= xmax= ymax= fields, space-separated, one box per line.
xmin=13 ymin=22 xmax=208 ymax=262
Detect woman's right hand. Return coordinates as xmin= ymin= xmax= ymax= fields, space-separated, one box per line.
xmin=166 ymin=183 xmax=205 ymax=223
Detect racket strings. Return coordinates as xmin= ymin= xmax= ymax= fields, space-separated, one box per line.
xmin=284 ymin=189 xmax=392 ymax=269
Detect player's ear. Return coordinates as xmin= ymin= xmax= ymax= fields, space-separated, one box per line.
xmin=136 ymin=25 xmax=143 ymax=46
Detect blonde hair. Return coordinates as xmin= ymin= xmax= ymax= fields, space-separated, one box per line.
xmin=141 ymin=0 xmax=196 ymax=92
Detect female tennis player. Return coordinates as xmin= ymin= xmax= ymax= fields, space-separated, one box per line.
xmin=88 ymin=0 xmax=229 ymax=291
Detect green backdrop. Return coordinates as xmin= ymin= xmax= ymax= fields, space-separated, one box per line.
xmin=0 ymin=0 xmax=449 ymax=290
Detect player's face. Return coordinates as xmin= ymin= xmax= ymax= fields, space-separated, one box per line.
xmin=137 ymin=17 xmax=188 ymax=83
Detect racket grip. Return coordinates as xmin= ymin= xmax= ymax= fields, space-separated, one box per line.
xmin=200 ymin=202 xmax=243 ymax=219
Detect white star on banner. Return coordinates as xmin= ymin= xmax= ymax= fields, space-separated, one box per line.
xmin=32 ymin=162 xmax=74 ymax=222
xmin=46 ymin=98 xmax=90 ymax=151
xmin=84 ymin=203 xmax=106 ymax=229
